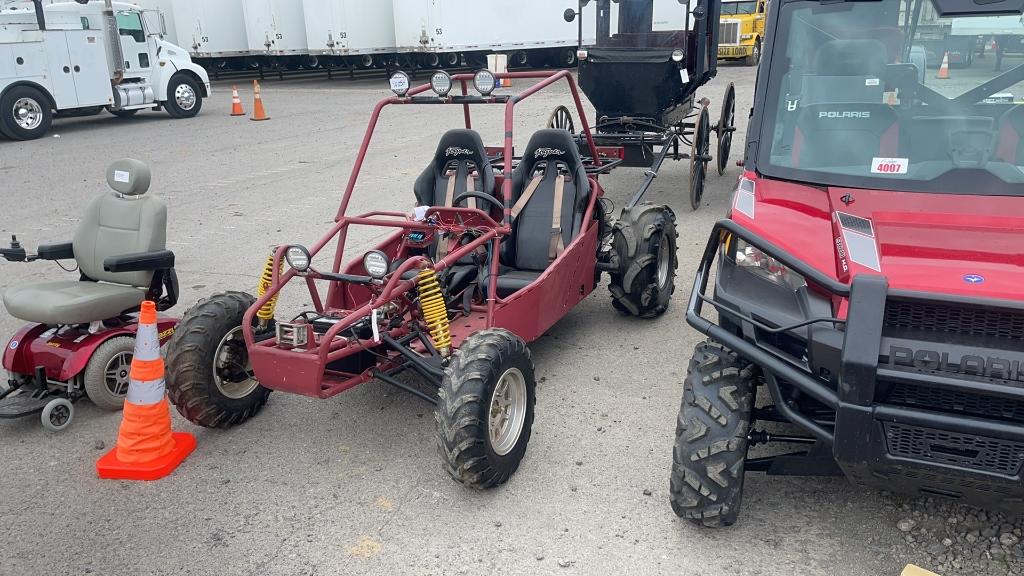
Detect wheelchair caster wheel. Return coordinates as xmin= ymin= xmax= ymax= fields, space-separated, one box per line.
xmin=41 ymin=398 xmax=74 ymax=432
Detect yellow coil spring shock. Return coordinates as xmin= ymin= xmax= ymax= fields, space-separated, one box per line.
xmin=256 ymin=251 xmax=283 ymax=329
xmin=417 ymin=268 xmax=451 ymax=356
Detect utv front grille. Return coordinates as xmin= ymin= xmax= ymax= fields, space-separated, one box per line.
xmin=719 ymin=20 xmax=741 ymax=45
xmin=883 ymin=382 xmax=1024 ymax=424
xmin=884 ymin=422 xmax=1024 ymax=476
xmin=884 ymin=299 xmax=1024 ymax=340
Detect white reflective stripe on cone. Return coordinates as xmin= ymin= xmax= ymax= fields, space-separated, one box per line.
xmin=127 ymin=377 xmax=166 ymax=405
xmin=133 ymin=324 xmax=162 ymax=362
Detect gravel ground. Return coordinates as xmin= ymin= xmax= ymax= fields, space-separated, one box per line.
xmin=0 ymin=64 xmax=1021 ymax=576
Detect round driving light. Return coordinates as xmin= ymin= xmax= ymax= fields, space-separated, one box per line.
xmin=389 ymin=70 xmax=411 ymax=97
xmin=363 ymin=250 xmax=390 ymax=279
xmin=473 ymin=69 xmax=497 ymax=96
xmin=671 ymin=49 xmax=685 ymax=62
xmin=429 ymin=70 xmax=452 ymax=97
xmin=285 ymin=245 xmax=311 ymax=272
xmin=577 ymin=48 xmax=589 ymax=61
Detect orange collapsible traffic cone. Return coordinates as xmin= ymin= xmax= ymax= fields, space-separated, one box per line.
xmin=96 ymin=301 xmax=195 ymax=481
xmin=230 ymin=85 xmax=246 ymax=116
xmin=251 ymin=79 xmax=270 ymax=121
xmin=936 ymin=51 xmax=950 ymax=79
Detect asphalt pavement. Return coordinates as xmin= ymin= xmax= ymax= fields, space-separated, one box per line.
xmin=0 ymin=65 xmax=1019 ymax=576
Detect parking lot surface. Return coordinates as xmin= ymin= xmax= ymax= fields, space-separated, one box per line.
xmin=1 ymin=65 xmax=1021 ymax=576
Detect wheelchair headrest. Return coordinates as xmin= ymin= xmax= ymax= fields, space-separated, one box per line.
xmin=518 ymin=129 xmax=583 ymax=176
xmin=106 ymin=158 xmax=151 ymax=196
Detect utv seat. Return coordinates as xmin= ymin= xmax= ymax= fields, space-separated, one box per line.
xmin=483 ymin=129 xmax=591 ymax=298
xmin=401 ymin=129 xmax=497 ymax=294
xmin=3 ymin=159 xmax=170 ymax=325
xmin=996 ymin=105 xmax=1024 ymax=164
xmin=792 ymin=103 xmax=899 ymax=169
xmin=801 ymin=39 xmax=887 ymax=105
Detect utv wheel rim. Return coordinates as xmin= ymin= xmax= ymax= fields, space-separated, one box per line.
xmin=213 ymin=327 xmax=258 ymax=399
xmin=13 ymin=98 xmax=43 ymax=130
xmin=657 ymin=232 xmax=672 ymax=289
xmin=488 ymin=367 xmax=527 ymax=456
xmin=174 ymin=83 xmax=197 ymax=111
xmin=103 ymin=352 xmax=133 ymax=397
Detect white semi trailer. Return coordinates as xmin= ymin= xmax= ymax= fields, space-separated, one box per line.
xmin=0 ymin=0 xmax=209 ymax=140
xmin=391 ymin=0 xmax=597 ymax=68
xmin=301 ymin=0 xmax=396 ymax=69
xmin=242 ymin=0 xmax=312 ymax=68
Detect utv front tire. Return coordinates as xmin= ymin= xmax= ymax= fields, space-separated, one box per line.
xmin=436 ymin=329 xmax=536 ymax=489
xmin=670 ymin=341 xmax=755 ymax=527
xmin=165 ymin=292 xmax=270 ymax=428
xmin=609 ymin=203 xmax=678 ymax=318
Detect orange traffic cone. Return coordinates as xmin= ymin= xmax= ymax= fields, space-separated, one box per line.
xmin=96 ymin=301 xmax=195 ymax=481
xmin=936 ymin=51 xmax=950 ymax=79
xmin=251 ymin=79 xmax=270 ymax=121
xmin=230 ymin=85 xmax=246 ymax=116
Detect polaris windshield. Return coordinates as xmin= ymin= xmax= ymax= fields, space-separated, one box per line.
xmin=759 ymin=0 xmax=1024 ymax=195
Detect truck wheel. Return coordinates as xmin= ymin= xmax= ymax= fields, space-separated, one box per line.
xmin=670 ymin=341 xmax=755 ymax=528
xmin=164 ymin=74 xmax=203 ymax=119
xmin=165 ymin=292 xmax=271 ymax=428
xmin=609 ymin=203 xmax=678 ymax=318
xmin=435 ymin=329 xmax=536 ymax=490
xmin=744 ymin=39 xmax=761 ymax=66
xmin=83 ymin=336 xmax=135 ymax=411
xmin=0 ymin=86 xmax=52 ymax=141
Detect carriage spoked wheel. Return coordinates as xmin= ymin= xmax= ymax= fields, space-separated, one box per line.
xmin=546 ymin=105 xmax=576 ymax=133
xmin=688 ymin=105 xmax=712 ymax=211
xmin=716 ymin=82 xmax=737 ymax=176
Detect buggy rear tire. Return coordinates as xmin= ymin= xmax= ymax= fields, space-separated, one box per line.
xmin=83 ymin=336 xmax=135 ymax=411
xmin=688 ymin=106 xmax=711 ymax=210
xmin=670 ymin=341 xmax=755 ymax=528
xmin=716 ymin=83 xmax=737 ymax=176
xmin=608 ymin=203 xmax=678 ymax=319
xmin=165 ymin=292 xmax=271 ymax=429
xmin=435 ymin=329 xmax=536 ymax=489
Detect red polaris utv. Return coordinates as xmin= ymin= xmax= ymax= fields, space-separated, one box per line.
xmin=162 ymin=69 xmax=679 ymax=488
xmin=670 ymin=0 xmax=1024 ymax=526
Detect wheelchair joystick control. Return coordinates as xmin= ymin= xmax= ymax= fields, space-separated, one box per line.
xmin=1 ymin=235 xmax=27 ymax=262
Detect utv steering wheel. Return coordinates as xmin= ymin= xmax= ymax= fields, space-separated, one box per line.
xmin=451 ymin=191 xmax=504 ymax=213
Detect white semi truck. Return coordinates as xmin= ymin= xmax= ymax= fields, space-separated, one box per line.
xmin=0 ymin=0 xmax=209 ymax=140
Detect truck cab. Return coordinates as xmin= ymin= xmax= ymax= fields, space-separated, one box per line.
xmin=0 ymin=0 xmax=210 ymax=140
xmin=717 ymin=0 xmax=766 ymax=65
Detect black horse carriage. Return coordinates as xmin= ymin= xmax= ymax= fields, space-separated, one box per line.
xmin=561 ymin=0 xmax=737 ymax=209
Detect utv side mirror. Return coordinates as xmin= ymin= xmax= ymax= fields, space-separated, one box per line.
xmin=692 ymin=4 xmax=707 ymax=19
xmin=564 ymin=8 xmax=578 ymax=22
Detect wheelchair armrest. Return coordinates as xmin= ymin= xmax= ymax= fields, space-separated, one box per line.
xmin=104 ymin=250 xmax=175 ymax=273
xmin=37 ymin=242 xmax=75 ymax=261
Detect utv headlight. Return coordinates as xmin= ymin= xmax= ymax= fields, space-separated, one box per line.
xmin=363 ymin=250 xmax=390 ymax=279
xmin=733 ymin=239 xmax=806 ymax=291
xmin=285 ymin=245 xmax=311 ymax=273
xmin=473 ymin=69 xmax=497 ymax=96
xmin=389 ymin=71 xmax=411 ymax=97
xmin=430 ymin=70 xmax=453 ymax=97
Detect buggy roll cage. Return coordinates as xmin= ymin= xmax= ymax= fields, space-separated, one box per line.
xmin=240 ymin=71 xmax=604 ymax=398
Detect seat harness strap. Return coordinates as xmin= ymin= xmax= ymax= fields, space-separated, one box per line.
xmin=549 ymin=174 xmax=566 ymax=262
xmin=510 ymin=174 xmax=545 ymax=220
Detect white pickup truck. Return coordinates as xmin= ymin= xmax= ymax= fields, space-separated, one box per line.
xmin=0 ymin=0 xmax=210 ymax=140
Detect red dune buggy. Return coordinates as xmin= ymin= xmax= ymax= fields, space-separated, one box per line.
xmin=164 ymin=70 xmax=678 ymax=488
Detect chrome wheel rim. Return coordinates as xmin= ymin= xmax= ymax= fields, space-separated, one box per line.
xmin=213 ymin=327 xmax=258 ymax=399
xmin=13 ymin=97 xmax=43 ymax=130
xmin=488 ymin=367 xmax=527 ymax=456
xmin=174 ymin=83 xmax=197 ymax=111
xmin=657 ymin=232 xmax=672 ymax=289
xmin=103 ymin=352 xmax=133 ymax=397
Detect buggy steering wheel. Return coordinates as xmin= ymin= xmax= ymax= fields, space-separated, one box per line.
xmin=451 ymin=191 xmax=504 ymax=213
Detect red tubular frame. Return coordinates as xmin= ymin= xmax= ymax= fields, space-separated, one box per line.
xmin=242 ymin=71 xmax=603 ymax=399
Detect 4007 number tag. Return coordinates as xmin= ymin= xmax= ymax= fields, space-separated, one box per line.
xmin=871 ymin=157 xmax=908 ymax=175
